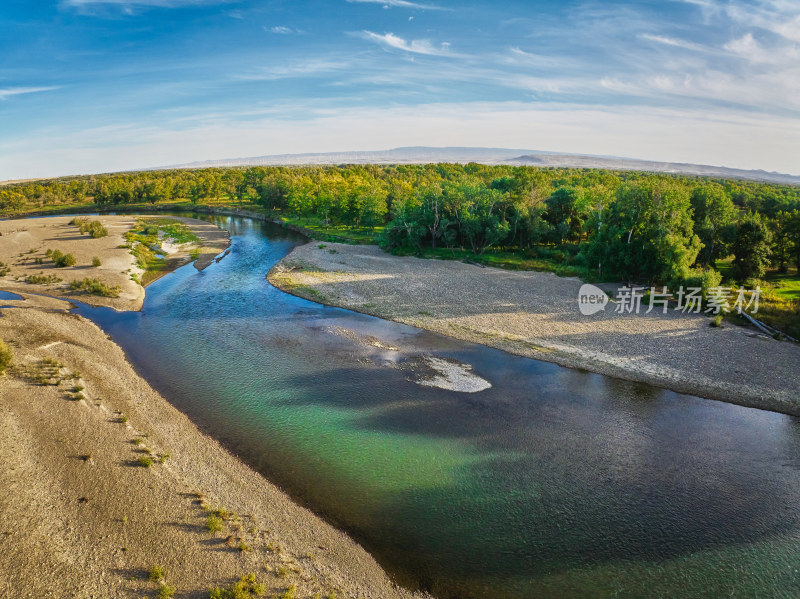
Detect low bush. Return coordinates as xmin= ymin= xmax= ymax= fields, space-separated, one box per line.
xmin=52 ymin=250 xmax=76 ymax=268
xmin=92 ymin=256 xmax=102 ymax=267
xmin=27 ymin=273 xmax=62 ymax=285
xmin=149 ymin=564 xmax=165 ymax=582
xmin=87 ymin=221 xmax=108 ymax=238
xmin=206 ymin=514 xmax=224 ymax=534
xmin=209 ymin=574 xmax=264 ymax=599
xmin=73 ymin=218 xmax=108 ymax=238
xmin=69 ymin=278 xmax=120 ymax=297
xmin=0 ymin=340 xmax=12 ymax=374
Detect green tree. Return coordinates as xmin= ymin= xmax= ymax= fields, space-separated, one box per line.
xmin=732 ymin=212 xmax=772 ymax=281
xmin=690 ymin=183 xmax=737 ymax=267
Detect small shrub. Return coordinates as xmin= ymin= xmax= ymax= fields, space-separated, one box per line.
xmin=54 ymin=253 xmax=76 ymax=268
xmin=0 ymin=340 xmax=11 ymax=374
xmin=275 ymin=566 xmax=290 ymax=578
xmin=34 ymin=257 xmax=43 ymax=264
xmin=278 ymin=585 xmax=297 ymax=599
xmin=149 ymin=564 xmax=165 ymax=582
xmin=157 ymin=451 xmax=171 ymax=464
xmin=237 ymin=541 xmax=251 ymax=553
xmin=119 ymin=414 xmax=128 ymax=423
xmin=710 ymin=314 xmax=723 ymax=328
xmin=157 ymin=584 xmax=175 ymax=599
xmin=92 ymin=256 xmax=102 ymax=267
xmin=206 ymin=514 xmax=224 ymax=534
xmin=133 ymin=438 xmax=145 ymax=445
xmin=138 ymin=456 xmax=154 ymax=468
xmin=209 ymin=573 xmax=264 ymax=599
xmin=88 ymin=221 xmax=108 ymax=238
xmin=72 ymin=385 xmax=84 ymax=392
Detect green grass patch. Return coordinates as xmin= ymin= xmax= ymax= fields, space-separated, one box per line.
xmin=280 ymin=214 xmax=381 ymax=245
xmin=124 ymin=217 xmax=201 ymax=284
xmin=390 ymin=245 xmax=589 ymax=279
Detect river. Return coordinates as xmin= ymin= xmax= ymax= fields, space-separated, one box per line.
xmin=74 ymin=214 xmax=800 ymax=599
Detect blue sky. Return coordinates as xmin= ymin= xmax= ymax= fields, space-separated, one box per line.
xmin=1 ymin=0 xmax=798 ymax=179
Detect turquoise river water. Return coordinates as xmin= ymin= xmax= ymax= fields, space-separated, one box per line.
xmin=72 ymin=214 xmax=800 ymax=599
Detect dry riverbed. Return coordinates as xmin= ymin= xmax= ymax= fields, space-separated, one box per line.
xmin=0 ymin=217 xmax=423 ymax=599
xmin=269 ymin=242 xmax=800 ymax=415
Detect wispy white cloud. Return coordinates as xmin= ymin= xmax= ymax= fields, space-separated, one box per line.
xmin=268 ymin=25 xmax=297 ymax=35
xmin=676 ymin=0 xmax=800 ymax=42
xmin=234 ymin=59 xmax=350 ymax=81
xmin=356 ymin=31 xmax=463 ymax=57
xmin=724 ymin=32 xmax=800 ymax=65
xmin=61 ymin=0 xmax=236 ymax=8
xmin=638 ymin=34 xmax=709 ymax=53
xmin=346 ymin=0 xmax=444 ymax=10
xmin=0 ymin=87 xmax=59 ymax=100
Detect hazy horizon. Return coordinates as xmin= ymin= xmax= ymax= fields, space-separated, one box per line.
xmin=2 ymin=0 xmax=799 ymax=180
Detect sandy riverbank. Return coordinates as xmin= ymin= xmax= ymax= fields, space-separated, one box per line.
xmin=268 ymin=242 xmax=800 ymax=415
xmin=0 ymin=216 xmax=425 ymax=598
xmin=0 ymin=215 xmax=229 ymax=310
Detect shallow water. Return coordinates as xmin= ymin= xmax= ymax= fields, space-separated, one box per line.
xmin=74 ymin=214 xmax=800 ymax=599
xmin=0 ymin=290 xmax=23 ymax=300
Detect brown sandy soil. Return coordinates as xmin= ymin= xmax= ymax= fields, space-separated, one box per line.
xmin=0 ymin=215 xmax=229 ymax=310
xmin=0 ymin=292 xmax=424 ymax=599
xmin=268 ymin=242 xmax=800 ymax=415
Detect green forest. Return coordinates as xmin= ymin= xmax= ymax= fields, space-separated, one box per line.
xmin=2 ymin=163 xmax=799 ymax=335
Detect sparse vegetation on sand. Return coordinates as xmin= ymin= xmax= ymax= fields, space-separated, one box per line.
xmin=0 ymin=339 xmax=12 ymax=374
xmin=69 ymin=277 xmax=121 ymax=297
xmin=26 ymin=273 xmax=62 ymax=285
xmin=124 ymin=217 xmax=202 ymax=285
xmin=50 ymin=249 xmax=77 ymax=268
xmin=209 ymin=573 xmax=264 ymax=599
xmin=206 ymin=514 xmax=224 ymax=534
xmin=72 ymin=217 xmax=109 ymax=238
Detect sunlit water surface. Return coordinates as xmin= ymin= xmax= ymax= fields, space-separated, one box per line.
xmin=73 ymin=215 xmax=800 ymax=599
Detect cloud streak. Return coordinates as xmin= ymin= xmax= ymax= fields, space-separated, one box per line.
xmin=346 ymin=0 xmax=444 ymax=10
xmin=0 ymin=87 xmax=59 ymax=100
xmin=357 ymin=31 xmax=463 ymax=57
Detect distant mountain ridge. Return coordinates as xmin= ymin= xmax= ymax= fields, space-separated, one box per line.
xmin=162 ymin=147 xmax=800 ymax=185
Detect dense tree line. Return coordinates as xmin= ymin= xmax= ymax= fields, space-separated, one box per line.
xmin=3 ymin=163 xmax=800 ymax=288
